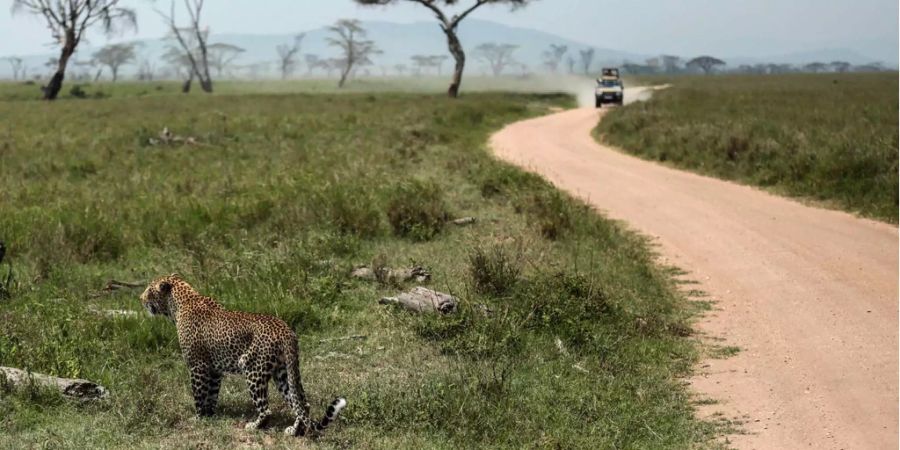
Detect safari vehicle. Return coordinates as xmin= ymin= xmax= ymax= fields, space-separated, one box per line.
xmin=601 ymin=67 xmax=620 ymax=78
xmin=595 ymin=67 xmax=624 ymax=107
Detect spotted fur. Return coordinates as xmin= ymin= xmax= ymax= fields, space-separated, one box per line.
xmin=140 ymin=274 xmax=346 ymax=436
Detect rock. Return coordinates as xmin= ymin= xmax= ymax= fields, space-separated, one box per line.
xmin=379 ymin=286 xmax=458 ymax=314
xmin=0 ymin=367 xmax=108 ymax=400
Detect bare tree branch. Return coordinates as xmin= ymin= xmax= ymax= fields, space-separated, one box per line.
xmin=11 ymin=0 xmax=136 ymax=99
xmin=156 ymin=0 xmax=212 ymax=92
xmin=355 ymin=0 xmax=537 ymax=97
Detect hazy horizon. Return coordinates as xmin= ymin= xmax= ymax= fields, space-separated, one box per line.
xmin=1 ymin=0 xmax=897 ymax=64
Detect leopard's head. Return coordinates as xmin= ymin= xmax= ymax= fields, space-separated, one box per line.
xmin=140 ymin=274 xmax=181 ymax=318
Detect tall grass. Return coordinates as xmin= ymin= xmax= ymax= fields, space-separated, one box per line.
xmin=0 ymin=90 xmax=719 ymax=448
xmin=597 ymin=73 xmax=899 ymax=222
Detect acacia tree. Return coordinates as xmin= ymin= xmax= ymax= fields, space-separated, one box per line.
xmin=71 ymin=59 xmax=96 ymax=80
xmin=830 ymin=61 xmax=851 ymax=73
xmin=137 ymin=59 xmax=156 ymax=81
xmin=803 ymin=62 xmax=827 ymax=73
xmin=4 ymin=57 xmax=25 ymax=80
xmin=304 ymin=54 xmax=321 ymax=76
xmin=854 ymin=62 xmax=884 ymax=72
xmin=276 ymin=34 xmax=305 ymax=79
xmin=429 ymin=55 xmax=449 ymax=75
xmin=243 ymin=62 xmax=270 ymax=79
xmin=11 ymin=0 xmax=136 ymax=100
xmin=326 ymin=19 xmax=380 ymax=88
xmin=541 ymin=44 xmax=567 ymax=73
xmin=208 ymin=43 xmax=244 ymax=77
xmin=661 ymin=55 xmax=681 ymax=73
xmin=323 ymin=58 xmax=343 ymax=78
xmin=475 ymin=43 xmax=518 ymax=76
xmin=565 ymin=55 xmax=575 ymax=74
xmin=578 ymin=48 xmax=595 ymax=75
xmin=686 ymin=56 xmax=725 ymax=74
xmin=410 ymin=55 xmax=430 ymax=76
xmin=158 ymin=0 xmax=213 ymax=92
xmin=356 ymin=0 xmax=536 ymax=97
xmin=92 ymin=43 xmax=137 ymax=82
xmin=354 ymin=56 xmax=376 ymax=78
xmin=76 ymin=58 xmax=104 ymax=81
xmin=766 ymin=63 xmax=793 ymax=74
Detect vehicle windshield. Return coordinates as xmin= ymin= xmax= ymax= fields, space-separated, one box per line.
xmin=598 ymin=79 xmax=620 ymax=87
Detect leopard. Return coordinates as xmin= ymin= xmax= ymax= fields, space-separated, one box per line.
xmin=139 ymin=274 xmax=346 ymax=436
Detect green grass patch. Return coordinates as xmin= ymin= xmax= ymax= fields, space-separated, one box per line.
xmin=0 ymin=89 xmax=720 ymax=448
xmin=597 ymin=73 xmax=898 ymax=222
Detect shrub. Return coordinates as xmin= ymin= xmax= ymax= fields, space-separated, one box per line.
xmin=468 ymin=244 xmax=521 ymax=296
xmin=385 ymin=179 xmax=450 ymax=241
xmin=317 ymin=184 xmax=383 ymax=238
xmin=476 ymin=164 xmax=543 ymax=198
xmin=516 ymin=272 xmax=612 ymax=349
xmin=69 ymin=84 xmax=88 ymax=99
xmin=517 ymin=190 xmax=573 ymax=240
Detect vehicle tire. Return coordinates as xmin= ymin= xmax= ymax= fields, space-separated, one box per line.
xmin=595 ymin=98 xmax=602 ymax=108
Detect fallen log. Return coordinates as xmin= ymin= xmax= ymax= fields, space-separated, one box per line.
xmin=379 ymin=287 xmax=458 ymax=314
xmin=0 ymin=367 xmax=108 ymax=400
xmin=450 ymin=216 xmax=477 ymax=226
xmin=88 ymin=307 xmax=140 ymax=318
xmin=88 ymin=279 xmax=145 ymax=298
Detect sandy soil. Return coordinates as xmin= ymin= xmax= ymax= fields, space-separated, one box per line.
xmin=489 ymin=92 xmax=898 ymax=449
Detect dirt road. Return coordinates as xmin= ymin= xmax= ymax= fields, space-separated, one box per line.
xmin=490 ymin=92 xmax=898 ymax=449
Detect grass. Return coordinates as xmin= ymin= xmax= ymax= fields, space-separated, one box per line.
xmin=597 ymin=73 xmax=899 ymax=222
xmin=0 ymin=83 xmax=720 ymax=448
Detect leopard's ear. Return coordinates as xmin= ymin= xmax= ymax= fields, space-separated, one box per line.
xmin=168 ymin=272 xmax=182 ymax=280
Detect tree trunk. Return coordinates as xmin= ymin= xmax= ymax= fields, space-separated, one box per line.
xmin=199 ymin=78 xmax=213 ymax=93
xmin=44 ymin=34 xmax=77 ymax=100
xmin=338 ymin=64 xmax=351 ymax=88
xmin=43 ymin=71 xmax=65 ymax=100
xmin=111 ymin=68 xmax=118 ymax=82
xmin=182 ymin=72 xmax=193 ymax=93
xmin=198 ymin=40 xmax=213 ymax=93
xmin=444 ymin=29 xmax=465 ymax=98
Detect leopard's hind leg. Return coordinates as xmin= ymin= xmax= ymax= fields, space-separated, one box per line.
xmin=243 ymin=357 xmax=273 ymax=430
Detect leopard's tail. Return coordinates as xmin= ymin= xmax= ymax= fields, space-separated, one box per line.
xmin=310 ymin=397 xmax=347 ymax=433
xmin=284 ymin=339 xmax=346 ymax=436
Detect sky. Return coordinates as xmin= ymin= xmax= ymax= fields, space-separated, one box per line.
xmin=0 ymin=0 xmax=897 ymax=62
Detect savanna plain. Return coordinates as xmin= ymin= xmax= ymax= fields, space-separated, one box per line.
xmin=0 ymin=77 xmax=724 ymax=449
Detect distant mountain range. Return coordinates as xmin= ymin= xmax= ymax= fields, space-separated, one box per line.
xmin=0 ymin=19 xmax=890 ymax=80
xmin=727 ymin=48 xmax=886 ymax=67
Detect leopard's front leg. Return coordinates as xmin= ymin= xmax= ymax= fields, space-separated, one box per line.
xmin=189 ymin=365 xmax=216 ymax=417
